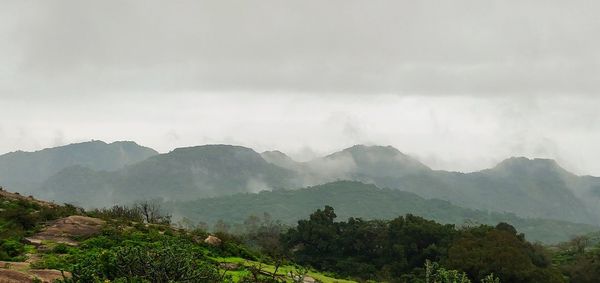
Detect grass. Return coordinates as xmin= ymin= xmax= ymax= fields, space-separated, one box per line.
xmin=213 ymin=256 xmax=356 ymax=283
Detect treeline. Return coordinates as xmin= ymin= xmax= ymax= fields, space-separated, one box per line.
xmin=88 ymin=199 xmax=172 ymax=225
xmin=170 ymin=181 xmax=599 ymax=244
xmin=280 ymin=206 xmax=563 ymax=282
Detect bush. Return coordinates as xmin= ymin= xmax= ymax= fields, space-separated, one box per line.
xmin=0 ymin=239 xmax=25 ymax=261
xmin=65 ymin=240 xmax=222 ymax=282
xmin=52 ymin=243 xmax=70 ymax=254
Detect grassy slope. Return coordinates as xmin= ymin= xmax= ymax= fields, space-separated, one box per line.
xmin=0 ymin=190 xmax=353 ymax=282
xmin=215 ymin=257 xmax=356 ymax=283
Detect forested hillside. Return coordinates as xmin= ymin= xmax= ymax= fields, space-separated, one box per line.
xmin=169 ymin=181 xmax=598 ymax=244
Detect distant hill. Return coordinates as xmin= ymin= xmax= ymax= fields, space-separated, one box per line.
xmin=0 ymin=140 xmax=158 ymax=194
xmin=20 ymin=143 xmax=600 ymax=225
xmin=314 ymin=145 xmax=430 ymax=178
xmin=263 ymin=146 xmax=598 ymax=225
xmin=39 ymin=145 xmax=297 ymax=207
xmin=359 ymin=156 xmax=596 ymax=225
xmin=168 ymin=181 xmax=599 ymax=244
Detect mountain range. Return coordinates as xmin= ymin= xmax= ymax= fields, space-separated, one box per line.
xmin=1 ymin=141 xmax=599 ymax=229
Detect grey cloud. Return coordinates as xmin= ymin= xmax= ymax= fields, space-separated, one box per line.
xmin=1 ymin=1 xmax=600 ymax=177
xmin=2 ymin=0 xmax=600 ymax=97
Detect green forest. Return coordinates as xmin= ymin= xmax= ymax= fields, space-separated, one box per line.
xmin=169 ymin=181 xmax=598 ymax=244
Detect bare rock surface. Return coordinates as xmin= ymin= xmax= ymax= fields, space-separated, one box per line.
xmin=29 ymin=269 xmax=69 ymax=282
xmin=0 ymin=269 xmax=33 ymax=283
xmin=0 ymin=261 xmax=71 ymax=283
xmin=25 ymin=215 xmax=105 ymax=246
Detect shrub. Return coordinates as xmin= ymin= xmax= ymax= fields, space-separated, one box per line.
xmin=65 ymin=240 xmax=222 ymax=282
xmin=0 ymin=239 xmax=25 ymax=260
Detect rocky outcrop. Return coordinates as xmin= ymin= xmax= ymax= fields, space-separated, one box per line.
xmin=204 ymin=235 xmax=222 ymax=246
xmin=0 ymin=261 xmax=71 ymax=283
xmin=25 ymin=215 xmax=105 ymax=246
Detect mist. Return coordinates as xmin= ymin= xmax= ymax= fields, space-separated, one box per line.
xmin=1 ymin=1 xmax=600 ymax=175
xmin=1 ymin=94 xmax=599 ymax=176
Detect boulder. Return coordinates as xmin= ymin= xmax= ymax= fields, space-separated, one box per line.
xmin=204 ymin=235 xmax=222 ymax=246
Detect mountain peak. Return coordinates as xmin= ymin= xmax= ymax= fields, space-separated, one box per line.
xmin=491 ymin=157 xmax=569 ymax=175
xmin=342 ymin=144 xmax=404 ymax=155
xmin=165 ymin=144 xmax=269 ymax=167
xmin=496 ymin=156 xmax=559 ymax=167
xmin=318 ymin=144 xmax=430 ymax=178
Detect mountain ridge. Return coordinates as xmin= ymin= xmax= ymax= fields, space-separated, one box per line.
xmin=0 ymin=140 xmax=158 ymax=194
xmin=38 ymin=144 xmax=297 ymax=207
xmin=4 ymin=141 xmax=600 ymax=226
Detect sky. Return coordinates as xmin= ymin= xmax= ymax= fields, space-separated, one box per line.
xmin=1 ymin=0 xmax=599 ymax=175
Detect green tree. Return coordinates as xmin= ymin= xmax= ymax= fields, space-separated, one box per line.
xmin=446 ymin=224 xmax=564 ymax=283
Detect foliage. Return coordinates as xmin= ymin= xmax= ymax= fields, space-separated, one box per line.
xmin=171 ymin=181 xmax=598 ymax=244
xmin=0 ymin=195 xmax=80 ymax=260
xmin=64 ymin=240 xmax=222 ymax=282
xmin=445 ymin=223 xmax=564 ymax=283
xmin=552 ymin=235 xmax=600 ymax=283
xmin=425 ymin=260 xmax=501 ymax=283
xmin=284 ymin=206 xmax=456 ymax=281
xmin=0 ymin=238 xmax=25 ymax=261
xmin=284 ymin=207 xmax=564 ymax=283
xmin=425 ymin=260 xmax=471 ymax=283
xmin=0 ymin=190 xmax=596 ymax=283
xmin=88 ymin=204 xmax=144 ymax=223
xmin=89 ymin=200 xmax=171 ymax=224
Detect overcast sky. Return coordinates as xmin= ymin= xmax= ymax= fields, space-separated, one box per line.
xmin=1 ymin=0 xmax=599 ymax=175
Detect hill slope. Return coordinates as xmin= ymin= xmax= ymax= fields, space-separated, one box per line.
xmin=169 ymin=181 xmax=599 ymax=244
xmin=277 ymin=146 xmax=597 ymax=225
xmin=379 ymin=158 xmax=595 ymax=224
xmin=40 ymin=145 xmax=297 ymax=207
xmin=0 ymin=140 xmax=158 ymax=194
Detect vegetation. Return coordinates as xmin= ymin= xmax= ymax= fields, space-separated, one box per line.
xmin=0 ymin=193 xmax=79 ymax=261
xmin=424 ymin=261 xmax=500 ymax=283
xmin=171 ymin=181 xmax=598 ymax=244
xmin=282 ymin=206 xmax=562 ymax=282
xmin=551 ymin=234 xmax=600 ymax=283
xmin=3 ymin=189 xmax=600 ymax=282
xmin=88 ymin=200 xmax=171 ymax=225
